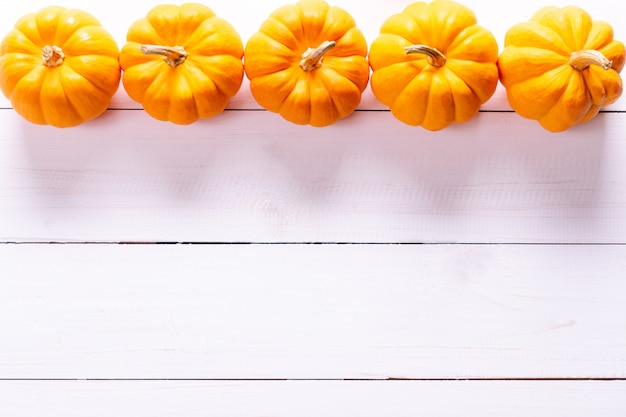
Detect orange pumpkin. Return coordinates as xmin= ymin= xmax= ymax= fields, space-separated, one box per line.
xmin=368 ymin=0 xmax=499 ymax=130
xmin=497 ymin=6 xmax=625 ymax=132
xmin=244 ymin=0 xmax=370 ymax=127
xmin=0 ymin=6 xmax=121 ymax=127
xmin=119 ymin=3 xmax=244 ymax=125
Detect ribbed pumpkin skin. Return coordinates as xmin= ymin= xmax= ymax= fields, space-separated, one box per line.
xmin=498 ymin=6 xmax=625 ymax=132
xmin=244 ymin=0 xmax=369 ymax=127
xmin=0 ymin=6 xmax=121 ymax=127
xmin=368 ymin=0 xmax=499 ymax=131
xmin=120 ymin=3 xmax=244 ymax=125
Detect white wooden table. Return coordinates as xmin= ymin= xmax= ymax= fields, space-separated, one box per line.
xmin=1 ymin=0 xmax=625 ymax=414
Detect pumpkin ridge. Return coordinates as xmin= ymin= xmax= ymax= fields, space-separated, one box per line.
xmin=176 ymin=4 xmax=217 ymax=45
xmin=263 ymin=22 xmax=305 ymax=55
xmin=505 ymin=22 xmax=571 ymax=56
xmin=392 ymin=70 xmax=433 ymax=126
xmin=185 ymin=55 xmax=229 ymax=95
xmin=322 ymin=56 xmax=368 ymax=91
xmin=566 ymin=6 xmax=593 ymax=51
xmin=316 ymin=67 xmax=359 ymax=118
xmin=58 ymin=65 xmax=105 ymax=120
xmin=180 ymin=69 xmax=206 ymax=121
xmin=297 ymin=0 xmax=330 ymax=48
xmin=538 ymin=70 xmax=591 ymax=130
xmin=41 ymin=69 xmax=83 ymax=126
xmin=7 ymin=29 xmax=40 ymax=55
xmin=278 ymin=74 xmax=312 ymax=124
xmin=245 ymin=32 xmax=300 ymax=77
xmin=11 ymin=67 xmax=46 ymax=124
xmin=426 ymin=71 xmax=455 ymax=129
xmin=431 ymin=0 xmax=478 ymax=50
xmin=317 ymin=6 xmax=354 ymax=47
xmin=583 ymin=22 xmax=616 ymax=51
xmin=259 ymin=17 xmax=302 ymax=52
xmin=449 ymin=59 xmax=498 ymax=103
xmin=182 ymin=58 xmax=226 ymax=101
xmin=32 ymin=7 xmax=63 ymax=46
xmin=52 ymin=7 xmax=103 ymax=46
xmin=403 ymin=3 xmax=435 ymax=47
xmin=143 ymin=17 xmax=170 ymax=48
xmin=441 ymin=62 xmax=476 ymax=99
xmin=445 ymin=26 xmax=498 ymax=63
xmin=266 ymin=5 xmax=307 ymax=52
xmin=10 ymin=20 xmax=43 ymax=50
xmin=142 ymin=69 xmax=173 ymax=120
xmin=147 ymin=23 xmax=169 ymax=49
xmin=330 ymin=27 xmax=368 ymax=58
xmin=185 ymin=16 xmax=242 ymax=55
xmin=443 ymin=70 xmax=468 ymax=124
xmin=168 ymin=70 xmax=198 ymax=123
xmin=54 ymin=25 xmax=102 ymax=52
xmin=65 ymin=55 xmax=120 ymax=96
xmin=317 ymin=72 xmax=340 ymax=116
xmin=0 ymin=53 xmax=40 ymax=97
xmin=577 ymin=68 xmax=598 ymax=107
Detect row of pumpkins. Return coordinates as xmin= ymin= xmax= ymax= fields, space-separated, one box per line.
xmin=0 ymin=0 xmax=624 ymax=131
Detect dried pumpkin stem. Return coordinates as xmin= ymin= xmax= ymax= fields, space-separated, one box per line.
xmin=570 ymin=50 xmax=613 ymax=71
xmin=42 ymin=45 xmax=65 ymax=67
xmin=300 ymin=40 xmax=336 ymax=71
xmin=405 ymin=44 xmax=447 ymax=67
xmin=140 ymin=44 xmax=188 ymax=67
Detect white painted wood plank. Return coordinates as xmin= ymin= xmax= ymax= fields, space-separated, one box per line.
xmin=0 ymin=0 xmax=624 ymax=111
xmin=2 ymin=110 xmax=625 ymax=243
xmin=1 ymin=244 xmax=625 ymax=379
xmin=0 ymin=380 xmax=624 ymax=417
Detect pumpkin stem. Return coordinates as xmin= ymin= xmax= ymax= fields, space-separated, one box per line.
xmin=405 ymin=45 xmax=447 ymax=67
xmin=570 ymin=50 xmax=613 ymax=71
xmin=42 ymin=45 xmax=65 ymax=67
xmin=140 ymin=44 xmax=188 ymax=67
xmin=300 ymin=40 xmax=336 ymax=71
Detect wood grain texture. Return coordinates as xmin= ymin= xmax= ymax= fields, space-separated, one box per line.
xmin=1 ymin=110 xmax=625 ymax=243
xmin=1 ymin=244 xmax=625 ymax=379
xmin=1 ymin=380 xmax=625 ymax=417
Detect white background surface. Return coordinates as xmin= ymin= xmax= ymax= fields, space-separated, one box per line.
xmin=1 ymin=0 xmax=625 ymax=415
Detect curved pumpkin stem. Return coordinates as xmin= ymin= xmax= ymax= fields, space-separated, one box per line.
xmin=300 ymin=40 xmax=336 ymax=71
xmin=405 ymin=45 xmax=447 ymax=67
xmin=42 ymin=45 xmax=65 ymax=67
xmin=570 ymin=50 xmax=613 ymax=71
xmin=140 ymin=44 xmax=188 ymax=67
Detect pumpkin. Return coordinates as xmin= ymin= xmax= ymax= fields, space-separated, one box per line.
xmin=0 ymin=6 xmax=121 ymax=127
xmin=497 ymin=6 xmax=625 ymax=132
xmin=368 ymin=0 xmax=499 ymax=131
xmin=243 ymin=0 xmax=369 ymax=127
xmin=119 ymin=3 xmax=244 ymax=125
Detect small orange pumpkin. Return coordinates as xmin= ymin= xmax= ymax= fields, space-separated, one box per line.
xmin=119 ymin=3 xmax=244 ymax=125
xmin=497 ymin=6 xmax=625 ymax=132
xmin=368 ymin=0 xmax=499 ymax=130
xmin=0 ymin=6 xmax=121 ymax=127
xmin=243 ymin=0 xmax=370 ymax=127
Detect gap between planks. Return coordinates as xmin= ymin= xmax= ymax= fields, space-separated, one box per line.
xmin=3 ymin=241 xmax=626 ymax=245
xmin=1 ymin=377 xmax=625 ymax=381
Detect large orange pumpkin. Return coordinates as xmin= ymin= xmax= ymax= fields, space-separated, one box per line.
xmin=0 ymin=6 xmax=121 ymax=127
xmin=368 ymin=0 xmax=499 ymax=130
xmin=497 ymin=6 xmax=625 ymax=132
xmin=119 ymin=3 xmax=244 ymax=125
xmin=244 ymin=0 xmax=370 ymax=127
